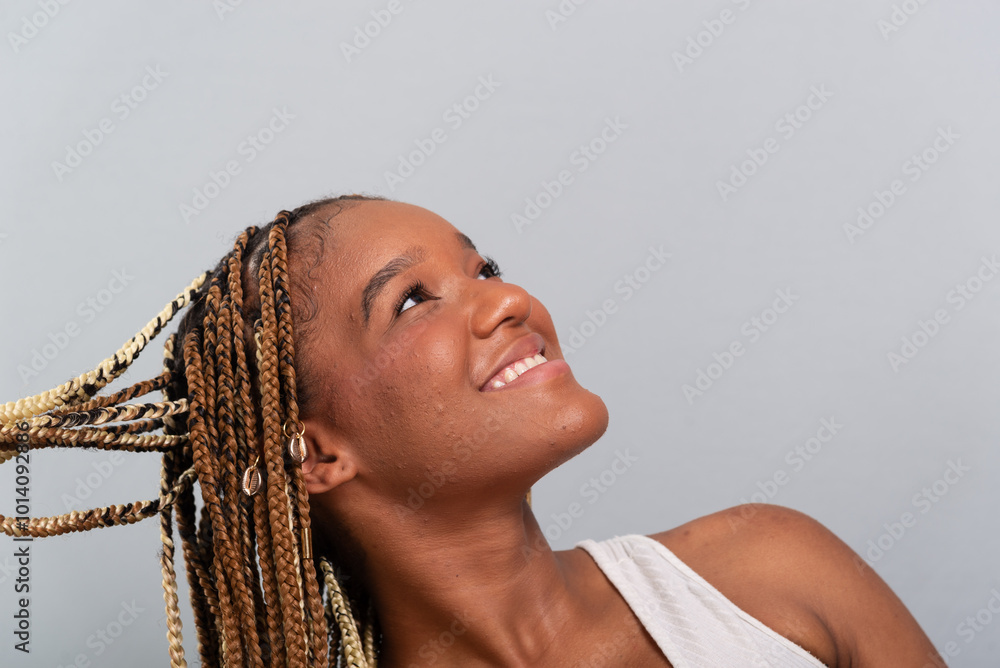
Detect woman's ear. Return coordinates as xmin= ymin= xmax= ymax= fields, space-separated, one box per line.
xmin=299 ymin=417 xmax=358 ymax=495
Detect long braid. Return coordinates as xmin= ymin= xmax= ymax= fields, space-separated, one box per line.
xmin=215 ymin=276 xmax=266 ymax=667
xmin=322 ymin=558 xmax=369 ymax=667
xmin=184 ymin=330 xmax=244 ymax=666
xmin=209 ymin=274 xmax=264 ymax=666
xmin=0 ymin=195 xmax=384 ymax=666
xmin=159 ymin=334 xmax=187 ymax=668
xmin=256 ymin=242 xmax=309 ymax=667
xmin=159 ymin=444 xmax=187 ymax=667
xmin=234 ymin=232 xmax=287 ymax=667
xmin=271 ymin=214 xmax=331 ymax=666
xmin=165 ymin=335 xmax=220 ymax=666
xmin=251 ymin=463 xmax=286 ymax=667
xmin=226 ymin=236 xmax=273 ymax=667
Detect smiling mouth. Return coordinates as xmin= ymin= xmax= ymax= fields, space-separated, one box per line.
xmin=481 ymin=353 xmax=549 ymax=391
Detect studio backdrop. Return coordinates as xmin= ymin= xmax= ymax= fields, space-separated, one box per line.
xmin=1 ymin=1 xmax=998 ymax=666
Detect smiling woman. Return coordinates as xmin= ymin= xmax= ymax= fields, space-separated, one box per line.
xmin=0 ymin=195 xmax=943 ymax=667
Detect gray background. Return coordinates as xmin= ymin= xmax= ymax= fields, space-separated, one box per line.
xmin=2 ymin=1 xmax=998 ymax=666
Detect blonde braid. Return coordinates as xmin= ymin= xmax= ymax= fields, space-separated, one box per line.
xmin=322 ymin=558 xmax=369 ymax=668
xmin=363 ymin=601 xmax=378 ymax=667
xmin=159 ymin=447 xmax=188 ymax=668
xmin=158 ymin=335 xmax=187 ymax=668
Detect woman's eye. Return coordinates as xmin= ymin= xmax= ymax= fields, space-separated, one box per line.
xmin=394 ymin=280 xmax=427 ymax=316
xmin=394 ymin=257 xmax=501 ymax=317
xmin=399 ymin=292 xmax=424 ymax=314
xmin=478 ymin=256 xmax=503 ymax=280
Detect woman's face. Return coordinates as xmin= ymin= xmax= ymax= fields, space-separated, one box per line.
xmin=297 ymin=200 xmax=609 ymax=507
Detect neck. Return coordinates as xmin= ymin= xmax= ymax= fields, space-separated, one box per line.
xmin=342 ymin=496 xmax=596 ymax=667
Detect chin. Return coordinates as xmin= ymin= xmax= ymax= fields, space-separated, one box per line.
xmin=547 ymin=388 xmax=610 ymax=468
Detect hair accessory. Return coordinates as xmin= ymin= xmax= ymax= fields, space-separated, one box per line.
xmin=284 ymin=419 xmax=307 ymax=463
xmin=302 ymin=526 xmax=312 ymax=560
xmin=242 ymin=454 xmax=262 ymax=496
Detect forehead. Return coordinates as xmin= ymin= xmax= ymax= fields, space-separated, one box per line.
xmin=304 ymin=200 xmax=475 ymax=324
xmin=325 ymin=200 xmax=464 ymax=251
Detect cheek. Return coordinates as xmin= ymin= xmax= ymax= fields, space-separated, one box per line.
xmin=358 ymin=321 xmax=468 ymax=430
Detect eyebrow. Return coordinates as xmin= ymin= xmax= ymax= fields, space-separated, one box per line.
xmin=360 ymin=231 xmax=478 ymax=327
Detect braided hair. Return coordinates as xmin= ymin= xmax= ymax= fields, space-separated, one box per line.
xmin=1 ymin=194 xmax=382 ymax=667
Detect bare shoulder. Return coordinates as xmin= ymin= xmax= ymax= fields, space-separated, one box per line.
xmin=649 ymin=504 xmax=942 ymax=668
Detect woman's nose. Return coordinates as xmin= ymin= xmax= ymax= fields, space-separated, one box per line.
xmin=468 ymin=278 xmax=533 ymax=339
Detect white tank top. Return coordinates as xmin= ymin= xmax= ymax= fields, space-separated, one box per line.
xmin=575 ymin=534 xmax=827 ymax=668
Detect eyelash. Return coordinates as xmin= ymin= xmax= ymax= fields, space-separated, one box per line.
xmin=392 ymin=256 xmax=503 ymax=316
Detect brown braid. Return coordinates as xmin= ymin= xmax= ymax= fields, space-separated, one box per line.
xmin=0 ymin=194 xmax=386 ymax=666
xmin=215 ymin=275 xmax=266 ymax=667
xmin=185 ymin=326 xmax=245 ymax=666
xmin=256 ymin=241 xmax=310 ymax=667
xmin=271 ymin=215 xmax=331 ymax=666
xmin=229 ymin=229 xmax=284 ymax=666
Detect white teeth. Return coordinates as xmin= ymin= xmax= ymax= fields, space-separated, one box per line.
xmin=486 ymin=353 xmax=549 ymax=390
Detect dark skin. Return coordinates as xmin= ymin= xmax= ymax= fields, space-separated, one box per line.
xmin=295 ymin=200 xmax=944 ymax=667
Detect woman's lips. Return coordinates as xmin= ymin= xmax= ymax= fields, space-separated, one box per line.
xmin=482 ymin=352 xmax=548 ymax=390
xmin=480 ymin=355 xmax=570 ymax=392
